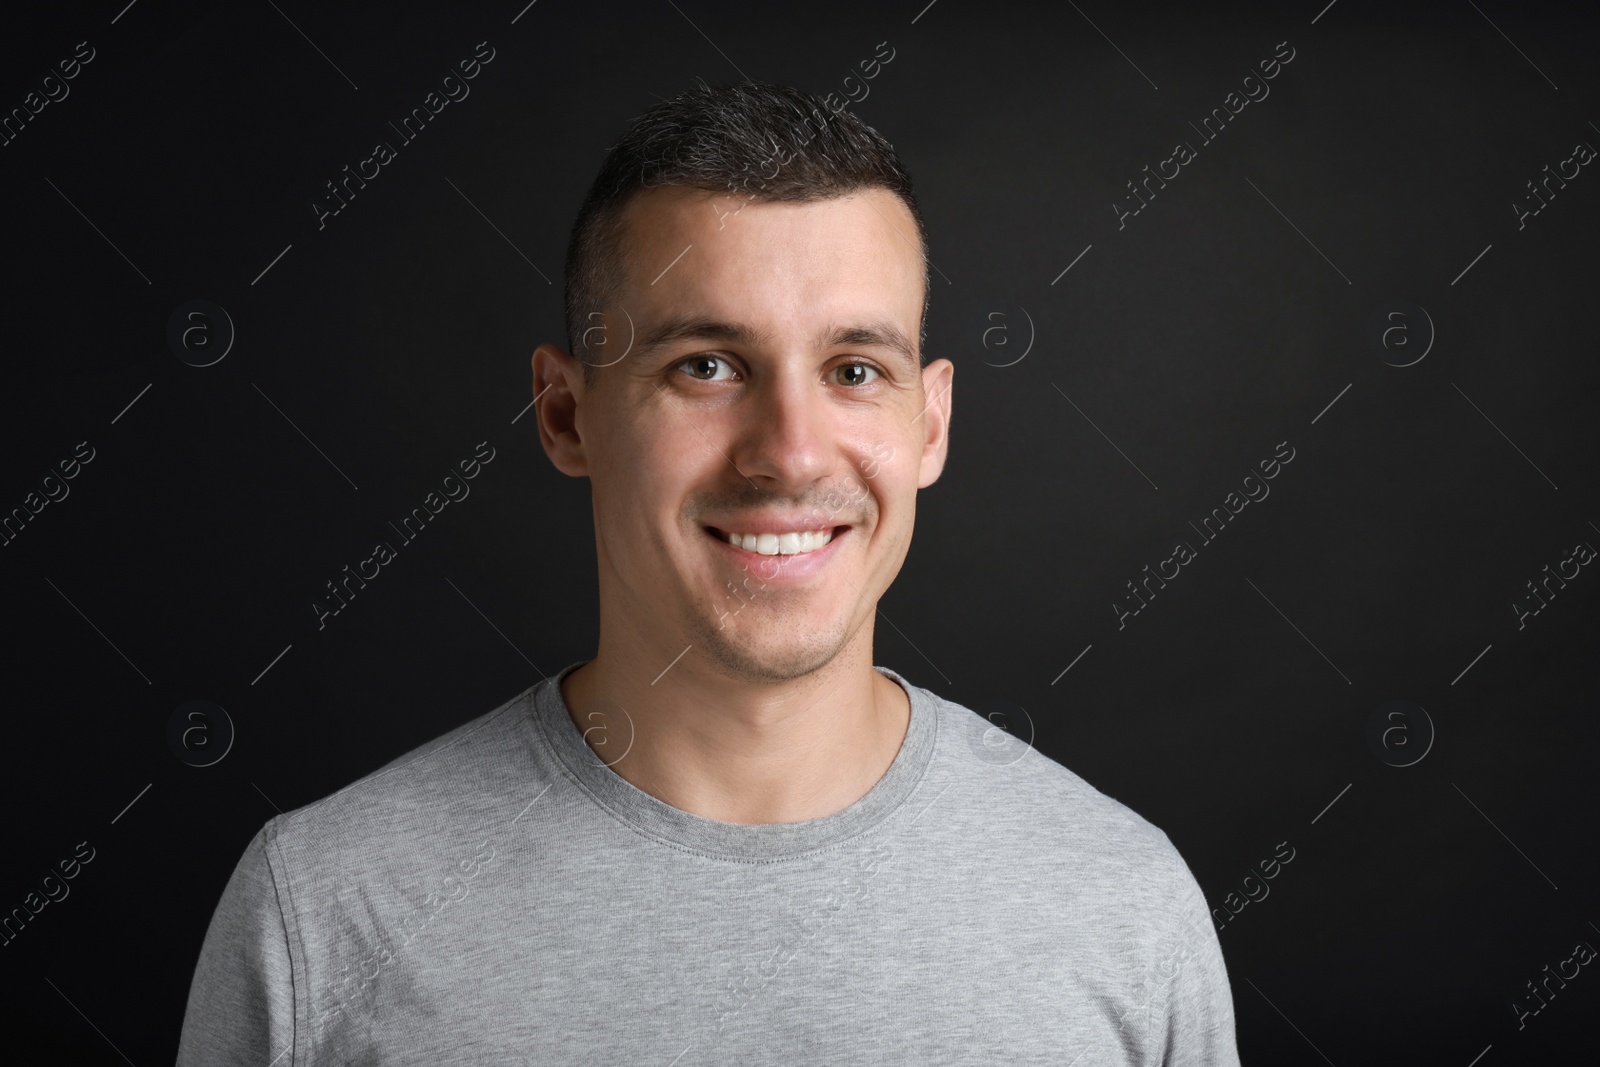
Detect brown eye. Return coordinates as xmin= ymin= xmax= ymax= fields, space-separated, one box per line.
xmin=834 ymin=362 xmax=880 ymax=387
xmin=677 ymin=355 xmax=737 ymax=381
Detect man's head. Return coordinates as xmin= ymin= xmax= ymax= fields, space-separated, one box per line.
xmin=533 ymin=81 xmax=953 ymax=686
xmin=562 ymin=81 xmax=933 ymax=387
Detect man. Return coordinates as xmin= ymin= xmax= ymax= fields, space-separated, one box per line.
xmin=178 ymin=81 xmax=1240 ymax=1065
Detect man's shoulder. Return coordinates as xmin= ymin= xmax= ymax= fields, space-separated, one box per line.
xmin=914 ymin=680 xmax=1192 ymax=891
xmin=258 ymin=680 xmax=544 ymax=873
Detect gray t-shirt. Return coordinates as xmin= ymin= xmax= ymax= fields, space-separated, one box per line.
xmin=177 ymin=662 xmax=1240 ymax=1065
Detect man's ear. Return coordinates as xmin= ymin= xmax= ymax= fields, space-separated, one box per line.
xmin=916 ymin=358 xmax=954 ymax=489
xmin=532 ymin=343 xmax=591 ymax=477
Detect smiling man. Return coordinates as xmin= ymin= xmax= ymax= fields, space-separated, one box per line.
xmin=178 ymin=82 xmax=1240 ymax=1065
xmin=534 ymin=174 xmax=942 ymax=828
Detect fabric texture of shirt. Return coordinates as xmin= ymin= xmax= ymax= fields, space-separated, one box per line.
xmin=176 ymin=661 xmax=1241 ymax=1065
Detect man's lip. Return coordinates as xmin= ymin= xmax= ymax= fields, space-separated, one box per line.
xmin=702 ymin=524 xmax=850 ymax=578
xmin=703 ymin=523 xmax=852 ymax=539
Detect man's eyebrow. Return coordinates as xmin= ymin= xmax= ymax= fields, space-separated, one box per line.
xmin=822 ymin=321 xmax=919 ymax=371
xmin=634 ymin=316 xmax=766 ymax=362
xmin=632 ymin=315 xmax=919 ymax=370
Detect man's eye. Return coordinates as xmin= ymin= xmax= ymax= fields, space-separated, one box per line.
xmin=833 ymin=362 xmax=881 ymax=387
xmin=676 ymin=355 xmax=738 ymax=382
xmin=674 ymin=357 xmax=881 ymax=385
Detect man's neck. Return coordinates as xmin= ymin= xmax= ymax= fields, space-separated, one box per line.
xmin=559 ymin=651 xmax=912 ymax=825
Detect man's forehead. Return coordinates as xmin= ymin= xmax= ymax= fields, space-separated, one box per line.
xmin=610 ymin=186 xmax=923 ymax=351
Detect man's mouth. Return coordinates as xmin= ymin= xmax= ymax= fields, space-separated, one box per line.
xmin=704 ymin=525 xmax=849 ymax=557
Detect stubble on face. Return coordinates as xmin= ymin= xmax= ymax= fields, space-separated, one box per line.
xmin=676 ymin=483 xmax=880 ymax=685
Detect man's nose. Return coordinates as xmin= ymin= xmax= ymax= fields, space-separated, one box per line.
xmin=728 ymin=370 xmax=835 ymax=492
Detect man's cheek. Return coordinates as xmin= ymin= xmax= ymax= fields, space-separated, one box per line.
xmin=852 ymin=438 xmax=897 ymax=482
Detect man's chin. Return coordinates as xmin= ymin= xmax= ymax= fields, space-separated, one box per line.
xmin=688 ymin=615 xmax=845 ymax=685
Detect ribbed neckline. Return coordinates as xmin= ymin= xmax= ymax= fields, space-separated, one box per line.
xmin=525 ymin=659 xmax=937 ymax=862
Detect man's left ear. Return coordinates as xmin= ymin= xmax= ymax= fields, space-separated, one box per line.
xmin=916 ymin=358 xmax=954 ymax=489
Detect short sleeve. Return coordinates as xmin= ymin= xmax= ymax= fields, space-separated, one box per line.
xmin=1152 ymin=847 xmax=1241 ymax=1066
xmin=176 ymin=823 xmax=299 ymax=1066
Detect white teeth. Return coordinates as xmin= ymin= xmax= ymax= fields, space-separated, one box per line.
xmin=723 ymin=528 xmax=835 ymax=555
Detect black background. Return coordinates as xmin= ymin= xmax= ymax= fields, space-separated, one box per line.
xmin=2 ymin=0 xmax=1597 ymax=1062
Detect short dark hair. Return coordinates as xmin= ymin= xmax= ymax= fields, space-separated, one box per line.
xmin=563 ymin=80 xmax=930 ymax=388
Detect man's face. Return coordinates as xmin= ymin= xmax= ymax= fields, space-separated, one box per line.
xmin=543 ymin=184 xmax=953 ymax=685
